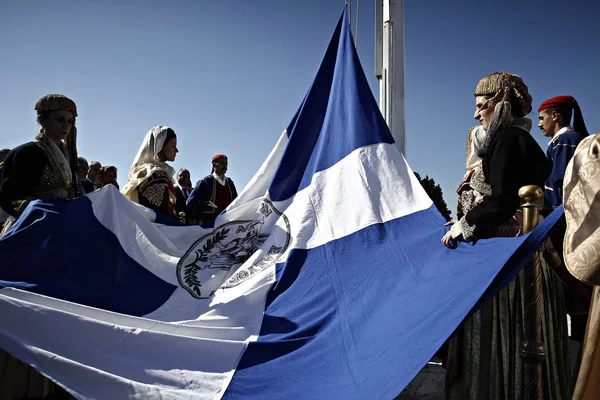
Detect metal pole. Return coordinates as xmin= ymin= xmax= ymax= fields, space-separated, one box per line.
xmin=376 ymin=0 xmax=406 ymax=156
xmin=518 ymin=185 xmax=546 ymax=399
xmin=355 ymin=0 xmax=360 ymax=50
xmin=348 ymin=0 xmax=352 ymax=26
xmin=374 ymin=0 xmax=383 ymax=80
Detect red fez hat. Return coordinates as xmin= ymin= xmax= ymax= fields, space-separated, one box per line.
xmin=212 ymin=154 xmax=226 ymax=162
xmin=538 ymin=95 xmax=576 ymax=112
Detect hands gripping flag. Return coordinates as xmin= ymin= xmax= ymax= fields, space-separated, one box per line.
xmin=0 ymin=7 xmax=563 ymax=400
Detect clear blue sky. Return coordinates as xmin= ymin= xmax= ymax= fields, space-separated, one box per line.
xmin=1 ymin=0 xmax=599 ymax=216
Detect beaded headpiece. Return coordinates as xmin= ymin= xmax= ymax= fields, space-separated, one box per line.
xmin=35 ymin=94 xmax=78 ymax=117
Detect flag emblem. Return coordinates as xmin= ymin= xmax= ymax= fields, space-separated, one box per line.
xmin=177 ymin=199 xmax=291 ymax=298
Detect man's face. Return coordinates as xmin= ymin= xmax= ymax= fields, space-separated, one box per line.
xmin=102 ymin=168 xmax=117 ymax=185
xmin=213 ymin=157 xmax=228 ymax=175
xmin=538 ymin=110 xmax=557 ymax=138
xmin=177 ymin=170 xmax=191 ymax=187
xmin=77 ymin=160 xmax=89 ymax=181
xmin=474 ymin=96 xmax=494 ymax=131
xmin=88 ymin=163 xmax=101 ymax=181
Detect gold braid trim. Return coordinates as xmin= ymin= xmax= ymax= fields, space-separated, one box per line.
xmin=140 ymin=182 xmax=168 ymax=207
xmin=33 ymin=136 xmax=73 ymax=197
xmin=138 ymin=171 xmax=170 ymax=207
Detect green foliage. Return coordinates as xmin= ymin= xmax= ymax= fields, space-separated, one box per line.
xmin=414 ymin=172 xmax=452 ymax=221
xmin=183 ymin=228 xmax=230 ymax=297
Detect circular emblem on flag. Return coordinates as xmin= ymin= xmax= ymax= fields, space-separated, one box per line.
xmin=176 ymin=199 xmax=291 ymax=299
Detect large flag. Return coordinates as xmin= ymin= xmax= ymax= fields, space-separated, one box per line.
xmin=0 ymin=7 xmax=562 ymax=400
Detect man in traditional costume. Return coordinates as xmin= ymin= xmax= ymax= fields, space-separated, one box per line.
xmin=0 ymin=93 xmax=78 ymax=399
xmin=122 ymin=126 xmax=179 ymax=220
xmin=538 ymin=96 xmax=591 ymax=377
xmin=563 ymin=131 xmax=600 ymax=400
xmin=442 ymin=72 xmax=571 ymax=399
xmin=538 ymin=95 xmax=589 ymax=208
xmin=187 ymin=154 xmax=238 ymax=223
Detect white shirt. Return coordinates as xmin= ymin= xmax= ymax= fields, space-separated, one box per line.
xmin=178 ymin=185 xmax=192 ymax=199
xmin=212 ymin=172 xmax=228 ymax=186
xmin=548 ymin=126 xmax=574 ymax=145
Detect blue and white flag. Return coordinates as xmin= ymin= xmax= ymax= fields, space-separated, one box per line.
xmin=0 ymin=8 xmax=562 ymax=400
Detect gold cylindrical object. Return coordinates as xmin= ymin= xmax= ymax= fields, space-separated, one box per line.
xmin=518 ymin=185 xmax=546 ymax=399
xmin=179 ymin=211 xmax=187 ymax=225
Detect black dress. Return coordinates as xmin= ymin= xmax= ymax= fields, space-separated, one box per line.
xmin=446 ymin=126 xmax=571 ymax=400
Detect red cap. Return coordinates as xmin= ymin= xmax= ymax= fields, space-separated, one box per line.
xmin=212 ymin=154 xmax=226 ymax=162
xmin=538 ymin=95 xmax=576 ymax=112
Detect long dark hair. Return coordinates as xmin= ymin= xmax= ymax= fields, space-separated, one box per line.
xmin=158 ymin=128 xmax=176 ymax=161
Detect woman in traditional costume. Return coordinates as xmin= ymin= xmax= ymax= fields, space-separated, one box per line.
xmin=442 ymin=72 xmax=571 ymax=399
xmin=0 ymin=93 xmax=78 ymax=399
xmin=0 ymin=94 xmax=79 ymax=235
xmin=563 ymin=131 xmax=600 ymax=400
xmin=122 ymin=126 xmax=179 ymax=219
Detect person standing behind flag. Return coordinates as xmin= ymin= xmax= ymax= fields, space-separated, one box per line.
xmin=97 ymin=165 xmax=119 ymax=189
xmin=175 ymin=168 xmax=198 ymax=224
xmin=187 ymin=154 xmax=238 ymax=223
xmin=0 ymin=94 xmax=78 ymax=399
xmin=82 ymin=160 xmax=101 ymax=193
xmin=0 ymin=94 xmax=80 ymax=233
xmin=441 ymin=71 xmax=570 ymax=400
xmin=76 ymin=156 xmax=90 ymax=195
xmin=538 ymin=95 xmax=589 ymax=208
xmin=538 ymin=95 xmax=591 ymax=381
xmin=122 ymin=126 xmax=179 ymax=220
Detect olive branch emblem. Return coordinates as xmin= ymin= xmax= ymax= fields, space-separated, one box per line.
xmin=182 ymin=228 xmax=230 ymax=298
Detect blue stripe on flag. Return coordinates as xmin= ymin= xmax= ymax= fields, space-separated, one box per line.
xmin=268 ymin=9 xmax=394 ymax=202
xmin=224 ymin=205 xmax=563 ymax=399
xmin=0 ymin=197 xmax=176 ymax=316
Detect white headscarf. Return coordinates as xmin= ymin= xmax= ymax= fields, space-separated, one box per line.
xmin=121 ymin=126 xmax=176 ymax=203
xmin=466 ymin=125 xmax=487 ymax=170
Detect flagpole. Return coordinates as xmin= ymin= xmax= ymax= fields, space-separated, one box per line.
xmin=375 ymin=0 xmax=406 ymax=156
